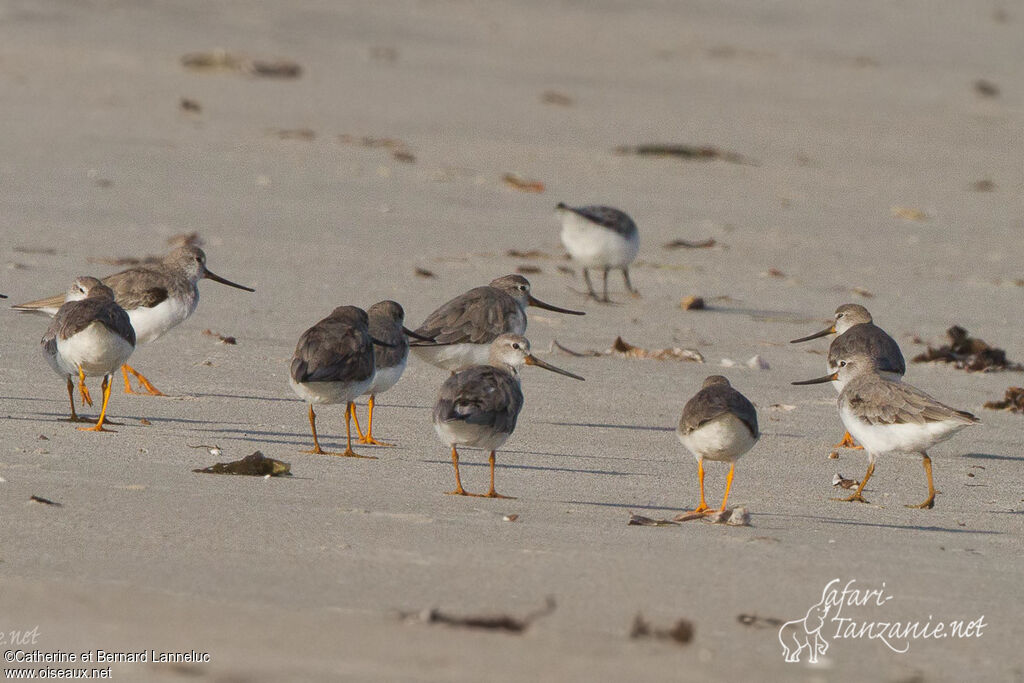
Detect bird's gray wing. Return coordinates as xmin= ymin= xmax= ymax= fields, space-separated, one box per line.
xmin=103 ymin=268 xmax=170 ymax=310
xmin=845 ymin=378 xmax=978 ymax=426
xmin=434 ymin=367 xmax=522 ymax=434
xmin=679 ymin=386 xmax=758 ymax=437
xmin=829 ymin=324 xmax=905 ymax=375
xmin=54 ymin=299 xmax=136 ymax=346
xmin=290 ymin=320 xmax=374 ymax=384
xmin=567 ymin=205 xmax=637 ymax=238
xmin=415 ymin=287 xmax=518 ymax=345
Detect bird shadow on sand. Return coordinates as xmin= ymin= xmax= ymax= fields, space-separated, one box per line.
xmin=188 ymin=392 xmax=303 ymax=403
xmin=541 ymin=420 xmax=674 ymax=433
xmin=759 ymin=512 xmax=1003 ymax=535
xmin=699 ymin=306 xmax=820 ymax=325
xmin=420 ymin=458 xmax=637 ymax=477
xmin=963 ymin=452 xmax=1020 ymax=462
xmin=556 ymin=499 xmax=686 ymax=513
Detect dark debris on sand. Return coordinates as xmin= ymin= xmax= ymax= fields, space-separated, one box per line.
xmin=629 ymin=614 xmax=694 ymax=645
xmin=912 ymin=326 xmax=1023 ymax=372
xmin=193 ymin=451 xmax=291 ymax=476
xmin=403 ymin=597 xmax=555 ymax=634
xmin=983 ymin=387 xmax=1024 ymax=414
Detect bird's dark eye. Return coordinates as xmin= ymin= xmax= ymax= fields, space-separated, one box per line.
xmin=837 ymin=313 xmax=844 ymax=318
xmin=840 ymin=360 xmax=847 ymax=367
xmin=512 ymin=343 xmax=520 ymax=349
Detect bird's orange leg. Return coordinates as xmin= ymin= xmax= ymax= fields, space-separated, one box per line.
xmin=350 ymin=402 xmax=366 ymax=439
xmin=833 ymin=462 xmax=874 ymax=503
xmin=61 ymin=377 xmax=88 ymax=423
xmin=833 ymin=431 xmax=864 ymax=450
xmin=78 ymin=376 xmax=115 ymax=432
xmin=336 ymin=402 xmax=377 ymax=459
xmin=906 ymin=453 xmax=936 ymax=509
xmin=719 ymin=462 xmax=736 ymax=511
xmin=122 ymin=364 xmax=164 ymax=396
xmin=356 ymin=396 xmax=395 ymax=446
xmin=446 ymin=445 xmax=470 ymax=496
xmin=77 ymin=366 xmax=93 ymax=406
xmin=301 ymin=405 xmax=330 ymax=454
xmin=692 ymin=460 xmax=711 ymax=513
xmin=483 ymin=450 xmax=515 ymax=499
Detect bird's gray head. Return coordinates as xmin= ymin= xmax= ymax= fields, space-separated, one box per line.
xmin=701 ymin=375 xmax=731 ymax=389
xmin=367 ymin=300 xmax=404 ymax=324
xmin=168 ymin=246 xmax=255 ymax=292
xmin=490 ymin=274 xmax=585 ymax=317
xmin=490 ymin=274 xmax=532 ymax=304
xmin=328 ymin=305 xmax=370 ymax=327
xmin=66 ymin=276 xmax=112 ymax=302
xmin=833 ymin=304 xmax=873 ymax=334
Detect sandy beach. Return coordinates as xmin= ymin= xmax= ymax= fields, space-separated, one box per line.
xmin=1 ymin=1 xmax=1022 ymax=680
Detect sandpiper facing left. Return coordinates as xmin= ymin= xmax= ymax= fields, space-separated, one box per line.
xmin=794 ymin=351 xmax=978 ymax=509
xmin=412 ymin=274 xmax=584 ymax=373
xmin=433 ymin=334 xmax=584 ymax=498
xmin=791 ymin=304 xmax=904 ymax=450
xmin=42 ymin=277 xmax=136 ymax=431
xmin=677 ymin=376 xmax=759 ymax=513
xmin=556 ymin=203 xmax=639 ymax=303
xmin=14 ymin=246 xmax=254 ymax=396
xmin=290 ymin=306 xmax=392 ymax=458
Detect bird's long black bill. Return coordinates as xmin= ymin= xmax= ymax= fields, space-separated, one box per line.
xmin=402 ymin=326 xmax=436 ymax=342
xmin=524 ymin=354 xmax=585 ymax=381
xmin=789 ymin=326 xmax=835 ymax=344
xmin=371 ymin=336 xmax=397 ymax=348
xmin=204 ymin=269 xmax=256 ymax=292
xmin=527 ymin=295 xmax=585 ymax=316
xmin=791 ymin=372 xmax=838 ymax=385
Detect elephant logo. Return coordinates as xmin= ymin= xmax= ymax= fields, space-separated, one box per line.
xmin=778 ymin=579 xmax=838 ymax=663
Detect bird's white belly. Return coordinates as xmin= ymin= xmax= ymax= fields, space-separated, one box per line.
xmin=677 ymin=414 xmax=757 ymax=463
xmin=560 ymin=216 xmax=639 ymax=268
xmin=128 ymin=295 xmax=195 ymax=345
xmin=367 ymin=358 xmax=406 ymax=396
xmin=412 ymin=343 xmax=492 ymax=372
xmin=434 ymin=419 xmax=511 ymax=451
xmin=841 ymin=404 xmax=968 ymax=454
xmin=289 ymin=374 xmax=374 ymax=406
xmin=56 ymin=323 xmax=135 ymax=377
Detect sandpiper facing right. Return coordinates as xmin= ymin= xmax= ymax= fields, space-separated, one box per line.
xmin=412 ymin=274 xmax=584 ymax=373
xmin=791 ymin=304 xmax=905 ymax=449
xmin=556 ymin=203 xmax=639 ymax=303
xmin=793 ymin=350 xmax=979 ymax=509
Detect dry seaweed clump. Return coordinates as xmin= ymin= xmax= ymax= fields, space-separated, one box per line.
xmin=912 ymin=326 xmax=1023 ymax=372
xmin=983 ymin=387 xmax=1024 ymax=413
xmin=193 ymin=451 xmax=291 ymax=476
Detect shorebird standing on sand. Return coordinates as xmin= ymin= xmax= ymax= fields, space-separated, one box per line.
xmin=793 ymin=350 xmax=979 ymax=509
xmin=289 ymin=306 xmax=394 ymax=459
xmin=433 ymin=334 xmax=584 ymax=498
xmin=790 ymin=304 xmax=904 ymax=450
xmin=349 ymin=300 xmax=435 ymax=446
xmin=14 ymin=246 xmax=254 ymax=396
xmin=42 ymin=277 xmax=136 ymax=431
xmin=556 ymin=203 xmax=640 ymax=303
xmin=677 ymin=376 xmax=759 ymax=513
xmin=412 ymin=274 xmax=584 ymax=373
